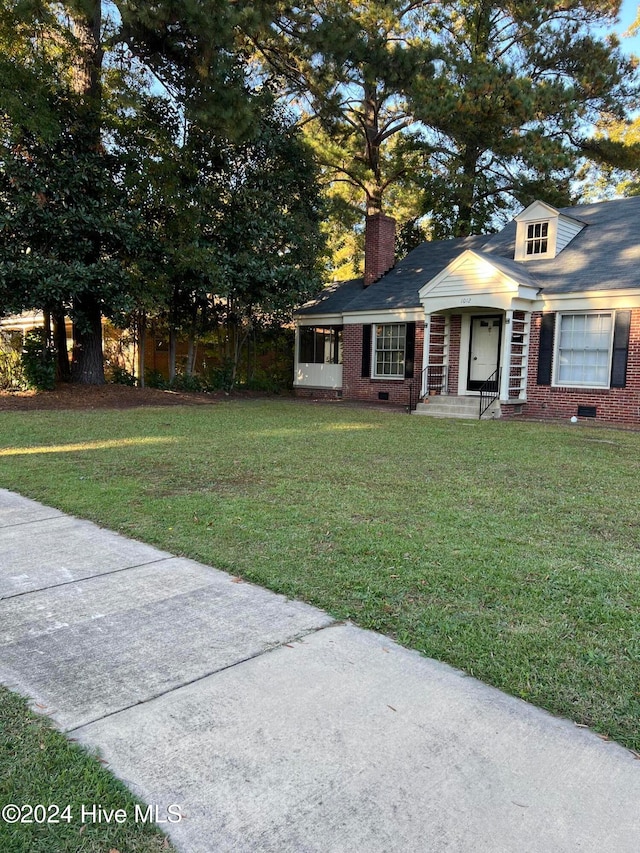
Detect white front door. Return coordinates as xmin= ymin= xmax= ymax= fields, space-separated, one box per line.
xmin=468 ymin=315 xmax=501 ymax=390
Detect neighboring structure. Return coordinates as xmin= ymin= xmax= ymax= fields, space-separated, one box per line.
xmin=294 ymin=197 xmax=640 ymax=425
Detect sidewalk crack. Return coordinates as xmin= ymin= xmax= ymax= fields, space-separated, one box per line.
xmin=67 ymin=621 xmax=342 ymax=734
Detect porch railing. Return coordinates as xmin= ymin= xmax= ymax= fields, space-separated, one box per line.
xmin=479 ymin=368 xmax=501 ymax=419
xmin=422 ymin=363 xmax=448 ymax=398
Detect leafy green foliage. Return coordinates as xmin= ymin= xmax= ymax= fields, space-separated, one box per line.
xmin=256 ymin=0 xmax=639 ymax=253
xmin=0 ymin=331 xmax=27 ymax=390
xmin=578 ymin=115 xmax=640 ymax=198
xmin=108 ymin=364 xmax=137 ymax=385
xmin=144 ymin=368 xmax=168 ymax=389
xmin=0 ymin=1 xmax=326 ymax=385
xmin=0 ymin=1 xmax=142 ymax=383
xmin=169 ymin=371 xmax=205 ymax=392
xmin=257 ymin=1 xmax=434 ymax=275
xmin=121 ymin=87 xmax=325 ymax=386
xmin=412 ymin=0 xmax=638 ymax=235
xmin=0 ymin=127 xmax=139 ymax=318
xmin=20 ymin=329 xmax=56 ymax=391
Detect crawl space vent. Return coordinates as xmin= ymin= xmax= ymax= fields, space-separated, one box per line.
xmin=577 ymin=405 xmax=597 ymax=418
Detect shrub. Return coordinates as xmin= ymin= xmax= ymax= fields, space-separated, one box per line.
xmin=244 ymin=373 xmax=285 ymax=394
xmin=21 ymin=330 xmax=56 ymax=391
xmin=202 ymin=358 xmax=235 ymax=393
xmin=144 ymin=369 xmax=168 ymax=389
xmin=170 ymin=372 xmax=204 ymax=392
xmin=0 ymin=346 xmax=29 ymax=391
xmin=108 ymin=365 xmax=137 ymax=386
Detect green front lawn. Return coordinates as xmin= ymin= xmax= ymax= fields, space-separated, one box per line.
xmin=0 ymin=687 xmax=176 ymax=853
xmin=1 ymin=400 xmax=639 ymax=754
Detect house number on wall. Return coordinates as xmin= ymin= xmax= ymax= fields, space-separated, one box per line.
xmin=460 ymin=297 xmax=472 ymax=304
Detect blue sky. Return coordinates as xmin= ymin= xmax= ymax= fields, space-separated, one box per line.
xmin=615 ymin=0 xmax=639 ymax=56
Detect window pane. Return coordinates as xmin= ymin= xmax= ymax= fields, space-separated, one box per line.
xmin=299 ymin=327 xmax=314 ymax=362
xmin=374 ymin=324 xmax=405 ymax=377
xmin=557 ymin=313 xmax=612 ymax=386
xmin=526 ymin=221 xmax=550 ymax=255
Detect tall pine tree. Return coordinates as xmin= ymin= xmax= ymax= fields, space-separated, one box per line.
xmin=410 ymin=0 xmax=638 ymax=235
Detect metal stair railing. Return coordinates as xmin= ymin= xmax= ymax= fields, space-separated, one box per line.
xmin=479 ymin=368 xmax=500 ymax=419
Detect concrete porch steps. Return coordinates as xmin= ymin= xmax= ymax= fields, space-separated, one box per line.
xmin=414 ymin=395 xmax=500 ymax=420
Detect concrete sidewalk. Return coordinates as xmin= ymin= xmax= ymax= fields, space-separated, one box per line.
xmin=1 ymin=488 xmax=639 ymax=852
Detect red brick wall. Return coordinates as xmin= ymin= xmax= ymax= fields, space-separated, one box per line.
xmin=342 ymin=322 xmax=424 ymax=406
xmin=364 ymin=214 xmax=396 ymax=286
xmin=294 ymin=387 xmax=342 ymax=399
xmin=519 ymin=310 xmax=640 ymax=425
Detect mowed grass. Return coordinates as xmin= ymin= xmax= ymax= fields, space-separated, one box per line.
xmin=0 ymin=687 xmax=176 ymax=853
xmin=1 ymin=399 xmax=639 ymax=754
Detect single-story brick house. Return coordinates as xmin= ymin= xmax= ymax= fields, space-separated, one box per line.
xmin=294 ymin=196 xmax=640 ymax=424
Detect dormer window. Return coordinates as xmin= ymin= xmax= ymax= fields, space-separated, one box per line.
xmin=526 ymin=222 xmax=549 ymax=256
xmin=515 ymin=201 xmax=585 ymax=262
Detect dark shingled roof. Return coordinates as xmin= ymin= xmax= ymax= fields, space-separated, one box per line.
xmin=482 ymin=196 xmax=640 ymax=293
xmin=297 ymin=196 xmax=640 ymax=317
xmin=344 ymin=234 xmax=488 ymax=311
xmin=296 ymin=277 xmax=365 ymax=316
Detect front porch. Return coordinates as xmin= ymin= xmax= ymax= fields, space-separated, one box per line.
xmin=414 ymin=250 xmax=539 ymax=418
xmin=414 ymin=309 xmax=531 ymax=419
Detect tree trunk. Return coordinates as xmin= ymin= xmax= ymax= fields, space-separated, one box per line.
xmin=454 ymin=144 xmax=480 ymax=238
xmin=363 ymin=84 xmax=384 ymax=217
xmin=186 ymin=336 xmax=195 ymax=375
xmin=230 ymin=319 xmax=251 ymax=391
xmin=69 ymin=1 xmax=105 ymax=383
xmin=71 ymin=292 xmax=104 ymax=384
xmin=53 ymin=308 xmax=71 ymax=382
xmin=137 ymin=311 xmax=146 ymax=388
xmin=168 ymin=326 xmax=177 ymax=382
xmin=71 ymin=0 xmax=103 ymax=118
xmin=44 ymin=310 xmax=52 ymax=347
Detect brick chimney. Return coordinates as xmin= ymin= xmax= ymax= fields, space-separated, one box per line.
xmin=364 ymin=213 xmax=396 ymax=286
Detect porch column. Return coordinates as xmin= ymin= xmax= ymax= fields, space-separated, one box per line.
xmin=421 ymin=314 xmax=431 ymax=397
xmin=500 ymin=309 xmax=513 ymax=401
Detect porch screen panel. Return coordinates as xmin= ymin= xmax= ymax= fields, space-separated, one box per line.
xmin=299 ymin=327 xmax=315 ymax=363
xmin=557 ymin=313 xmax=612 ymax=386
xmin=299 ymin=326 xmax=343 ymax=364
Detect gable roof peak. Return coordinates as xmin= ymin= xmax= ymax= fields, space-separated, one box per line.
xmin=514 ymin=200 xmax=560 ymax=222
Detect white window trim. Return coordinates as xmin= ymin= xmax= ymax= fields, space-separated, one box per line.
xmin=372 ymin=323 xmax=406 ymax=380
xmin=515 ymin=216 xmax=558 ymax=261
xmin=552 ymin=310 xmax=615 ymax=389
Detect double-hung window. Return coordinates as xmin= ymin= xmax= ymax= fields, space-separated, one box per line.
xmin=374 ymin=323 xmax=406 ymax=378
xmin=555 ymin=312 xmax=613 ymax=387
xmin=526 ymin=222 xmax=549 ymax=255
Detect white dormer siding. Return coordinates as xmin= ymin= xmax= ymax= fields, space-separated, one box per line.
xmin=555 ymin=216 xmax=584 ymax=254
xmin=514 ymin=201 xmax=584 ymax=261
